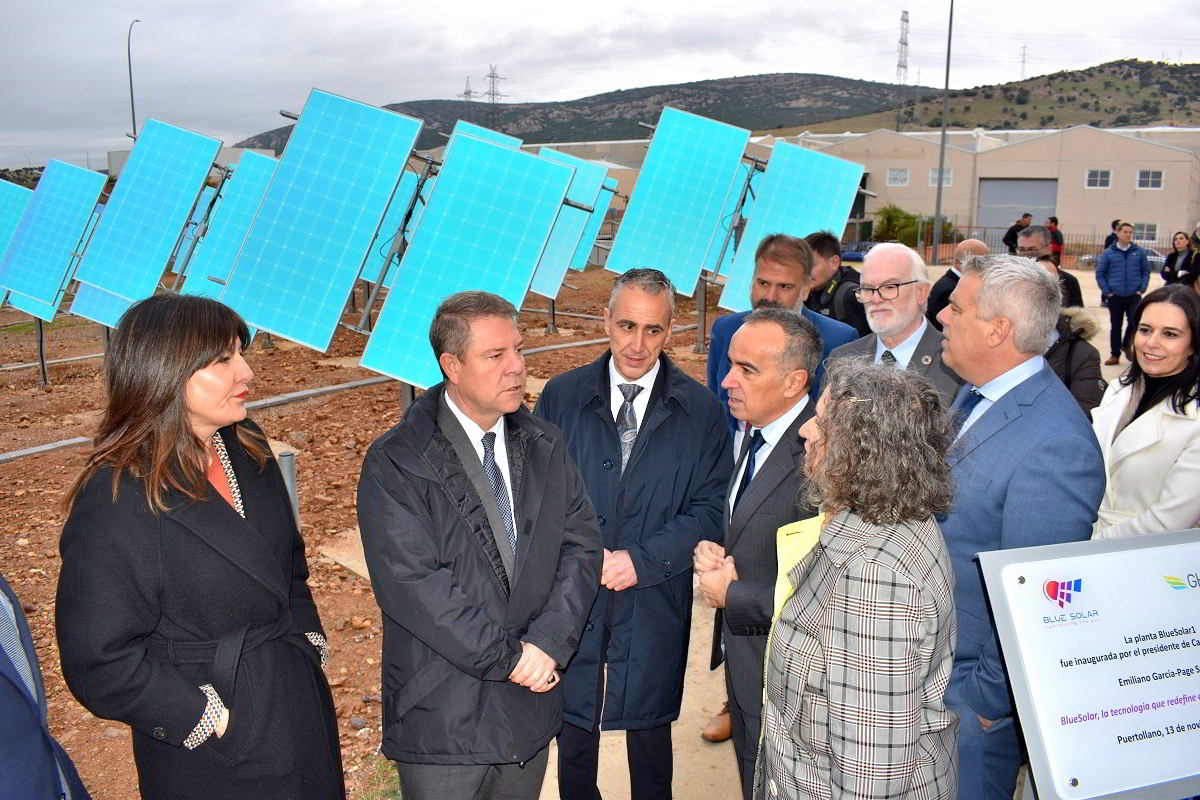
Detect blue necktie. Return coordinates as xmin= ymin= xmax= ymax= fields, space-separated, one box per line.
xmin=481 ymin=432 xmax=517 ymax=555
xmin=953 ymin=388 xmax=986 ymax=437
xmin=732 ymin=429 xmax=766 ymax=512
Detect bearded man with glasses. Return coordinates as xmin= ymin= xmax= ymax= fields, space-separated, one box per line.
xmin=827 ymin=242 xmax=964 ymax=404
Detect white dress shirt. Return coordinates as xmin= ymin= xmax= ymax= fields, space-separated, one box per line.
xmin=729 ymin=394 xmax=810 ymax=518
xmin=874 ymin=318 xmax=928 ymax=369
xmin=608 ymin=357 xmax=660 ymax=427
xmin=445 ymin=390 xmax=515 ymax=514
xmin=957 ymin=355 xmax=1046 ymax=438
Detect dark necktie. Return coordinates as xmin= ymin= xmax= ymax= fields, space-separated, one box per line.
xmin=952 ymin=388 xmax=986 ymax=438
xmin=481 ymin=432 xmax=517 ymax=555
xmin=732 ymin=429 xmax=766 ymax=512
xmin=617 ymin=383 xmax=643 ymax=472
xmin=0 ymin=599 xmax=36 ymax=701
xmin=881 ymin=350 xmax=897 ymax=366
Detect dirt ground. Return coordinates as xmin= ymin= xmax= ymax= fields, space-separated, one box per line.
xmin=0 ymin=262 xmax=1132 ymax=799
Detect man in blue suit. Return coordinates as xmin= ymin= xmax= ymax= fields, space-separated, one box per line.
xmin=708 ymin=233 xmax=857 ymax=432
xmin=2 ymin=571 xmax=90 ymax=799
xmin=936 ymin=254 xmax=1105 ymax=800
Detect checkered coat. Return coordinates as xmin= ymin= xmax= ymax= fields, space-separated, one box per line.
xmin=755 ymin=510 xmax=958 ymax=800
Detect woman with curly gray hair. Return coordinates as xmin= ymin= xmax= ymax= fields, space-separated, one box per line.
xmin=755 ymin=358 xmax=959 ymax=800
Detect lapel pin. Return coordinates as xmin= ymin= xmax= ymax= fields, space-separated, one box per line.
xmin=921 ymin=355 xmax=932 ymax=365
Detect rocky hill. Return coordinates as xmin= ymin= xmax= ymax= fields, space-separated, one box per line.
xmin=236 ymin=73 xmax=937 ymax=153
xmin=0 ymin=167 xmax=45 ymax=189
xmin=776 ymin=59 xmax=1200 ymax=135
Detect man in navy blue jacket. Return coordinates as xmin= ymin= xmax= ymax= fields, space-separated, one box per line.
xmin=2 ymin=571 xmax=90 ymax=800
xmin=707 ymin=234 xmax=856 ymax=433
xmin=536 ymin=269 xmax=732 ymax=800
xmin=937 ymin=254 xmax=1105 ymax=799
xmin=1095 ymin=221 xmax=1150 ymax=365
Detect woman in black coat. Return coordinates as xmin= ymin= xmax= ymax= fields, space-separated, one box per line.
xmin=1162 ymin=230 xmax=1195 ymax=285
xmin=56 ymin=295 xmax=344 ymax=800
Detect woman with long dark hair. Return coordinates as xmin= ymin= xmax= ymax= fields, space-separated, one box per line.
xmin=1161 ymin=231 xmax=1195 ymax=285
xmin=1091 ymin=284 xmax=1200 ymax=538
xmin=56 ymin=294 xmax=344 ymax=799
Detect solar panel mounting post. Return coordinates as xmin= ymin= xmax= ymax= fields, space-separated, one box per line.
xmin=171 ymin=167 xmax=232 ymax=291
xmin=708 ymin=156 xmax=766 ymax=280
xmin=34 ymin=319 xmax=50 ymax=388
xmin=356 ymin=155 xmax=440 ymax=333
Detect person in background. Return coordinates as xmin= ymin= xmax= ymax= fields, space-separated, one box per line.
xmin=803 ymin=230 xmax=869 ymax=337
xmin=693 ymin=307 xmax=819 ymax=800
xmin=936 ymin=254 xmax=1105 ymax=800
xmin=536 ymin=270 xmax=731 ymax=800
xmin=708 ymin=234 xmax=855 ymax=425
xmin=1096 ymin=222 xmax=1150 ymax=366
xmin=828 ymin=242 xmax=963 ymax=405
xmin=1104 ymin=218 xmax=1122 ymax=249
xmin=755 ymin=359 xmax=958 ymax=800
xmin=1091 ymin=285 xmax=1200 ymax=538
xmin=1046 ymin=216 xmax=1065 ymax=265
xmin=56 ymin=294 xmax=344 ymax=800
xmin=928 ymin=238 xmax=987 ymax=330
xmin=1034 ymin=257 xmax=1106 ymax=418
xmin=1001 ymin=212 xmax=1032 ymax=254
xmin=1019 ymin=225 xmax=1083 ymax=309
xmin=358 ymin=292 xmax=602 ymax=800
xmin=1162 ymin=231 xmax=1195 ymax=286
xmin=2 ymin=571 xmax=91 ymax=800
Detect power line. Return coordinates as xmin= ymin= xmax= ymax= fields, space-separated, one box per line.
xmin=1020 ymin=44 xmax=1028 ymax=80
xmin=896 ymin=10 xmax=910 ymax=130
xmin=459 ymin=77 xmax=476 ymax=102
xmin=484 ymin=64 xmax=506 ymax=128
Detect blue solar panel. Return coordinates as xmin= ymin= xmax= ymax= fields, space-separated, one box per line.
xmin=528 ymin=148 xmax=607 ymax=299
xmin=571 ymin=178 xmax=617 ymax=270
xmin=219 ymin=89 xmax=423 ymax=351
xmin=7 ymin=289 xmax=59 ymax=321
xmin=75 ymin=119 xmax=221 ymax=300
xmin=181 ymin=152 xmax=277 ymax=300
xmin=361 ymin=134 xmax=573 ymax=388
xmin=605 ymin=107 xmax=749 ymax=294
xmin=449 ymin=120 xmax=522 ymax=150
xmin=70 ymin=282 xmax=134 ymax=328
xmin=719 ymin=142 xmax=864 ymax=311
xmin=0 ymin=161 xmax=106 ymax=320
xmin=0 ymin=180 xmax=32 ymax=261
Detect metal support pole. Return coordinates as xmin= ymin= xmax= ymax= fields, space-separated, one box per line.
xmin=262 ymin=332 xmax=275 ymax=350
xmin=399 ymin=382 xmax=415 ymax=413
xmin=545 ymin=299 xmax=559 ymax=335
xmin=126 ymin=20 xmax=140 ymax=138
xmin=930 ymin=0 xmax=955 ymax=266
xmin=692 ymin=279 xmax=708 ymax=355
xmin=34 ymin=319 xmax=50 ymax=388
xmin=709 ymin=157 xmax=765 ymax=279
xmin=277 ymin=450 xmax=301 ymax=527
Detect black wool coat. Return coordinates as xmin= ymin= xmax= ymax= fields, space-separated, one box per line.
xmin=356 ymin=385 xmax=603 ymax=764
xmin=56 ymin=422 xmax=344 ymax=800
xmin=534 ymin=354 xmax=732 ymax=731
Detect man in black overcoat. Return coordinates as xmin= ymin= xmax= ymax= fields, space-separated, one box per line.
xmin=357 ymin=291 xmax=603 ymax=800
xmin=535 ymin=269 xmax=732 ymax=800
xmin=692 ymin=307 xmax=820 ymax=800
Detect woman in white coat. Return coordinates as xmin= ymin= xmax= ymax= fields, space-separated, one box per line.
xmin=1092 ymin=284 xmax=1200 ymax=538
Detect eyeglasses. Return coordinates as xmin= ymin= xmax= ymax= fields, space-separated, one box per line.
xmin=1016 ymin=246 xmax=1046 ymax=256
xmin=854 ymin=280 xmax=919 ymax=301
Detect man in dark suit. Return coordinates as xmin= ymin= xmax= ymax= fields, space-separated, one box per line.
xmin=535 ymin=269 xmax=731 ymax=800
xmin=708 ymin=233 xmax=857 ymax=430
xmin=936 ymin=254 xmax=1105 ymax=800
xmin=692 ymin=307 xmax=819 ymax=800
xmin=927 ymin=238 xmax=987 ymax=330
xmin=829 ymin=242 xmax=963 ymax=404
xmin=1001 ymin=212 xmax=1032 ymax=254
xmin=1018 ymin=225 xmax=1083 ymax=308
xmin=358 ymin=291 xmax=603 ymax=800
xmin=1 ymin=571 xmax=90 ymax=800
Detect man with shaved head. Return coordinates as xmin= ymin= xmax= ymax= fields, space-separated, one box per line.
xmin=928 ymin=238 xmax=987 ymax=330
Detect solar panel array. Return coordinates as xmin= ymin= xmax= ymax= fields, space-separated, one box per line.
xmin=181 ymin=151 xmax=277 ymax=300
xmin=528 ymin=148 xmax=608 ymax=299
xmin=0 ymin=161 xmax=105 ymax=321
xmin=361 ymin=134 xmax=573 ymax=388
xmin=448 ymin=120 xmax=522 ymax=150
xmin=571 ymin=177 xmax=617 ymax=270
xmin=219 ymin=89 xmax=423 ymax=351
xmin=605 ymin=107 xmax=749 ymax=294
xmin=74 ymin=119 xmax=221 ymax=307
xmin=719 ymin=142 xmax=864 ymax=311
xmin=0 ymin=180 xmax=33 ymax=261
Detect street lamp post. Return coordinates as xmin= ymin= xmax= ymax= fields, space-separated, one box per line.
xmin=127 ymin=19 xmax=141 ymax=137
xmin=931 ymin=0 xmax=954 ymax=265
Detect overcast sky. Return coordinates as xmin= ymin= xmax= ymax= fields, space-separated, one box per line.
xmin=2 ymin=0 xmax=1197 ymax=169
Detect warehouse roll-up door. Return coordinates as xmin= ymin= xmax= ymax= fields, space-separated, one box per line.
xmin=977 ymin=178 xmax=1057 ymax=250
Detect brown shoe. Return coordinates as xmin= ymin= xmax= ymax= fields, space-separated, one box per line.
xmin=1104 ymin=356 xmax=1120 ymax=366
xmin=701 ymin=702 xmax=732 ymax=743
